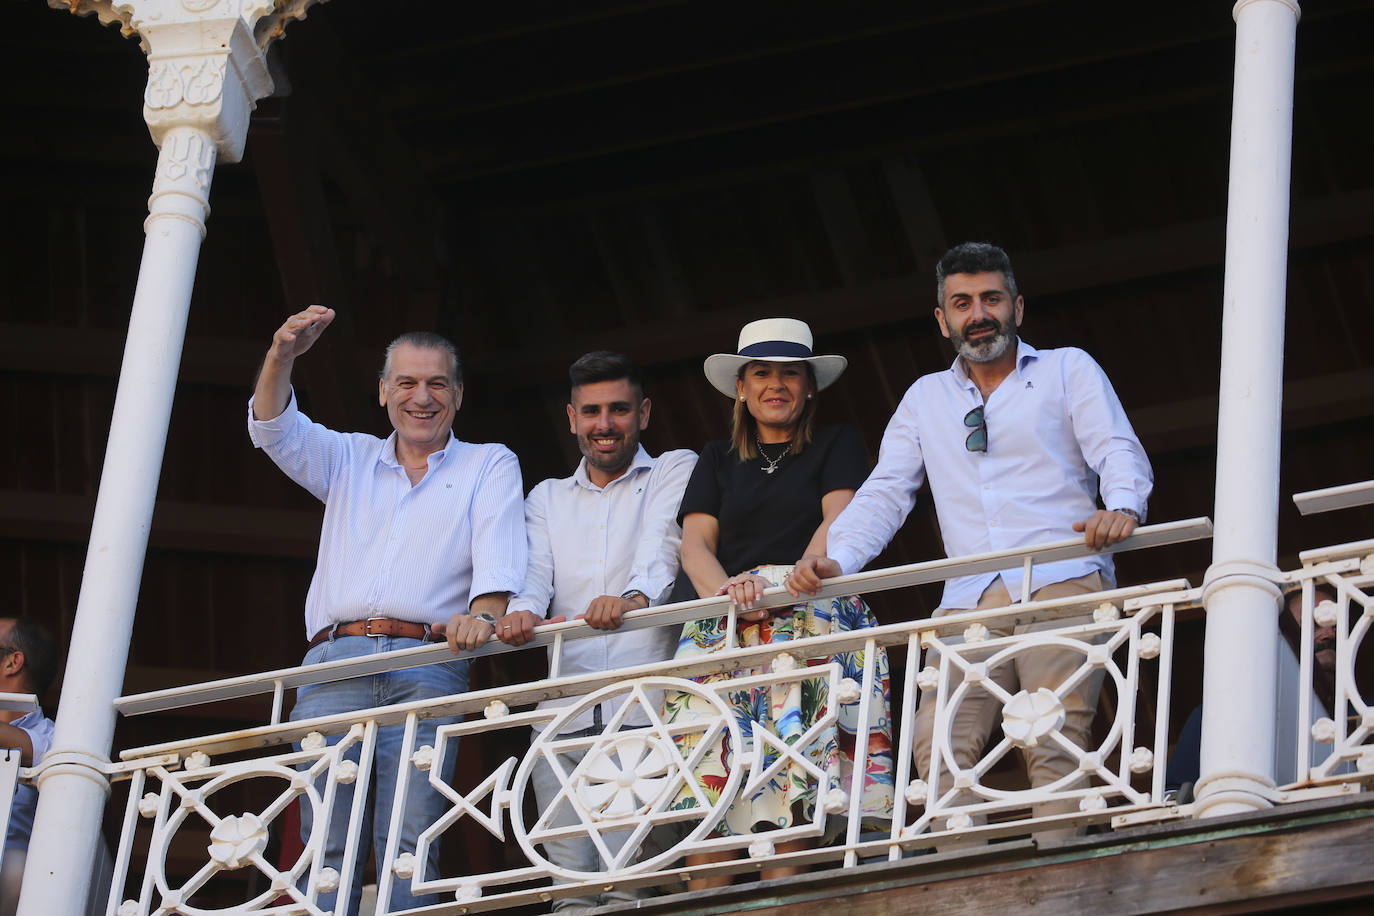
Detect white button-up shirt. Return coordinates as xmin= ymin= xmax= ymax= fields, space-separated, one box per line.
xmin=248 ymin=392 xmax=527 ymax=638
xmin=827 ymin=341 xmax=1152 ymax=608
xmin=508 ymin=446 xmax=697 ymax=733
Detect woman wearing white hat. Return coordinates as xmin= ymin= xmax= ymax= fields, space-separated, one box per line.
xmin=664 ymin=318 xmax=894 ymax=885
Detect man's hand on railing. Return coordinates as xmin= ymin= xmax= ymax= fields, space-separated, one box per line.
xmin=494 ymin=610 xmax=561 ymax=645
xmin=582 ymin=593 xmax=645 ymax=631
xmin=436 ymin=613 xmax=496 ymax=652
xmin=787 ymin=554 xmax=841 ymax=598
xmin=1073 ymin=509 xmax=1139 ymax=551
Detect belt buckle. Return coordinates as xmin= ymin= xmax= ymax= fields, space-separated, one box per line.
xmin=363 ymin=617 xmax=389 ymax=637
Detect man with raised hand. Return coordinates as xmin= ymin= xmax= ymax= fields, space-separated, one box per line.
xmin=789 ymin=242 xmax=1152 ymax=836
xmin=249 ymin=305 xmax=526 ymax=911
xmin=483 ymin=351 xmax=694 ymax=912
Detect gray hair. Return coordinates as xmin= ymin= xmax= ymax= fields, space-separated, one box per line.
xmin=380 ymin=331 xmax=462 ymax=385
xmin=935 ymin=242 xmax=1020 ymax=306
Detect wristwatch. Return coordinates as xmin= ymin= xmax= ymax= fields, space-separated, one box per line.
xmin=1111 ymin=507 xmax=1141 ymax=522
xmin=472 ymin=613 xmax=499 ymax=628
xmin=620 ymin=589 xmax=649 ymax=607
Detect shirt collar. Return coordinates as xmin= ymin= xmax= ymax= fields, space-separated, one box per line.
xmin=948 ymin=338 xmax=1040 ymax=389
xmin=572 ymin=445 xmax=654 ymax=491
xmin=379 ymin=430 xmax=457 ymax=469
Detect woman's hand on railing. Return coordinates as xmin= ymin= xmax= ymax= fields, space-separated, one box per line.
xmin=787 ymin=555 xmax=840 ymax=597
xmin=718 ymin=573 xmax=774 ymax=619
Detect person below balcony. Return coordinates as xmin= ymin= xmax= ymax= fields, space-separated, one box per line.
xmin=789 ymin=242 xmax=1153 ymax=841
xmin=0 ymin=618 xmax=57 ymax=916
xmin=664 ymin=318 xmax=894 ymax=888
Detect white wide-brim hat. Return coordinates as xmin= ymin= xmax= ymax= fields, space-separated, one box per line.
xmin=703 ymin=317 xmax=848 ymax=398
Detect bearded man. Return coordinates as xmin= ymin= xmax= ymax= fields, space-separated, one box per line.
xmin=475 ymin=351 xmax=695 ymax=912
xmin=789 ymin=241 xmax=1153 ymax=838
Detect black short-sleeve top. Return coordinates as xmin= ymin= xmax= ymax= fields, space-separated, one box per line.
xmin=677 ymin=423 xmax=870 ymax=579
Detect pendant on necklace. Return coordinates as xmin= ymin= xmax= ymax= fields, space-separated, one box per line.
xmin=757 ymin=435 xmax=791 ymax=475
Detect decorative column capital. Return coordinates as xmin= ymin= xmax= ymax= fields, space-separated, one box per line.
xmin=49 ymin=0 xmax=332 ymax=163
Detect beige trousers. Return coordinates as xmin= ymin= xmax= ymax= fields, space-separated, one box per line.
xmin=913 ymin=572 xmax=1105 ymax=835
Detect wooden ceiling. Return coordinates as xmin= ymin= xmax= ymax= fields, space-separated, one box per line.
xmin=2 ymin=0 xmax=1372 ymax=736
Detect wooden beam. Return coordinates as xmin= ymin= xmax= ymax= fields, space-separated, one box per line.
xmin=459 ymin=188 xmax=1374 ymax=382
xmin=3 ymin=188 xmax=1369 ymax=390
xmin=0 ymin=490 xmax=320 ymax=558
xmin=628 ymin=797 xmax=1374 ymax=915
xmin=0 ymin=323 xmax=261 ymax=386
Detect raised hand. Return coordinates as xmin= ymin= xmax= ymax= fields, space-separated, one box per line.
xmin=253 ymin=306 xmax=336 ymax=420
xmin=269 ymin=305 xmax=335 ymax=364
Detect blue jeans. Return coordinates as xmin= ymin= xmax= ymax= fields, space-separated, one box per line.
xmin=291 ymin=635 xmax=468 ymax=914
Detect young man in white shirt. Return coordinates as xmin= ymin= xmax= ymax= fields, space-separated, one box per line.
xmin=790 ymin=242 xmax=1153 ymax=834
xmin=492 ymin=351 xmax=695 ymax=911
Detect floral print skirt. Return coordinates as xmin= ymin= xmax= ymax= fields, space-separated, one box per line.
xmin=664 ymin=565 xmax=894 ymax=837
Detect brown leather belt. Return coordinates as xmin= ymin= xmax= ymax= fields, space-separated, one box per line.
xmin=308 ymin=617 xmax=433 ymax=648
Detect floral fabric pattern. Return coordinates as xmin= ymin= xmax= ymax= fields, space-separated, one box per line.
xmin=665 ymin=565 xmax=894 ymax=836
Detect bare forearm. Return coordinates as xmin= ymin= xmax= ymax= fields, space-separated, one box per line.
xmin=253 ymin=354 xmax=294 ymax=421
xmin=255 ymin=306 xmax=335 ymax=420
xmin=471 ymin=592 xmax=511 ymax=620
xmin=802 ymin=518 xmax=834 ymax=559
xmin=682 ymin=540 xmax=729 ymax=600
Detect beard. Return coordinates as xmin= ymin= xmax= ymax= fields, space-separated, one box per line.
xmin=953 ymin=318 xmax=1016 ymax=364
xmin=578 ymin=429 xmax=639 ymax=477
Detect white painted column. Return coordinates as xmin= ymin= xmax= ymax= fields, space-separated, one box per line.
xmin=1195 ymin=0 xmax=1301 ymax=819
xmin=21 ymin=5 xmax=288 ymax=913
xmin=19 ymin=125 xmax=218 ymax=915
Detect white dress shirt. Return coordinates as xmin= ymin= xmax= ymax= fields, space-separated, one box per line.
xmin=508 ymin=446 xmax=697 ymax=733
xmin=248 ymin=392 xmax=527 ymax=638
xmin=827 ymin=341 xmax=1152 ymax=608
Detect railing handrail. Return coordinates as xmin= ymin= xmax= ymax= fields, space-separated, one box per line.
xmin=1292 ymin=479 xmax=1374 ymax=515
xmin=0 ymin=692 xmax=40 ymax=715
xmin=115 ymin=576 xmax=1197 ymax=762
xmin=113 ymin=516 xmax=1213 ymax=718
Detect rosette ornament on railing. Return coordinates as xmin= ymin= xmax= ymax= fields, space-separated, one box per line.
xmin=896 ymin=595 xmax=1179 ymax=842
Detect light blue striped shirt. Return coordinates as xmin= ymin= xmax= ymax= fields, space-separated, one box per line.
xmin=249 ymin=392 xmax=527 ymax=637
xmin=827 ymin=341 xmax=1152 ymax=608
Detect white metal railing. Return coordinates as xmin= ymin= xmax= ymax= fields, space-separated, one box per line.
xmin=78 ymin=511 xmax=1374 ymax=912
xmin=92 ymin=519 xmax=1221 ymax=915
xmin=1281 ymin=482 xmax=1374 ymax=794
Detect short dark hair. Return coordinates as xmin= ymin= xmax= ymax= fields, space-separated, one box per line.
xmin=4 ymin=618 xmax=58 ymax=698
xmin=935 ymin=242 xmax=1020 ymax=306
xmin=569 ymin=351 xmax=643 ymax=400
xmin=381 ymin=332 xmax=462 ymax=385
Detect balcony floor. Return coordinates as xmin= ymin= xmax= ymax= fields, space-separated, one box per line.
xmin=602 ymin=794 xmax=1374 ymax=916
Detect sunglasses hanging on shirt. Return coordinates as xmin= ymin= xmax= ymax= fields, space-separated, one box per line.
xmin=964 ymin=404 xmax=988 ymax=454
